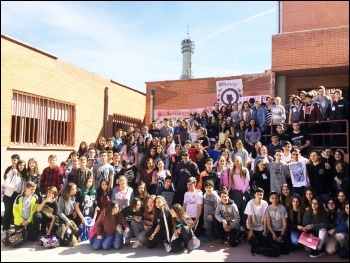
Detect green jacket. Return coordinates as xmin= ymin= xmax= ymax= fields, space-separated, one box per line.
xmin=13 ymin=194 xmax=38 ymax=226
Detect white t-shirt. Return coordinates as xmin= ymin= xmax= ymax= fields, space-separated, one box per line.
xmin=244 ymin=199 xmax=268 ymax=231
xmin=288 ymin=157 xmax=310 ymax=188
xmin=184 ymin=190 xmax=203 ymax=218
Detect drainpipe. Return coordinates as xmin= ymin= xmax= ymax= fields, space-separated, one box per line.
xmin=150 ymin=90 xmax=155 ymax=123
xmin=104 ymin=86 xmax=109 ymax=138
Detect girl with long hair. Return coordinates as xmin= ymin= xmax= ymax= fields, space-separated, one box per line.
xmin=95 ymin=179 xmax=111 ymax=218
xmin=228 ymin=156 xmax=250 ymax=228
xmin=167 ymin=203 xmax=194 ymax=253
xmin=288 ymin=194 xmax=305 ymax=247
xmin=151 ymin=159 xmax=171 ymax=195
xmin=25 ymin=157 xmax=41 ymax=197
xmin=75 ymin=175 xmax=97 ymax=225
xmin=280 ymin=184 xmax=294 ymax=211
xmin=57 ymin=182 xmax=79 ymax=227
xmin=132 ymin=194 xmax=156 ymax=249
xmin=90 ymin=201 xmax=130 ymax=250
xmin=135 ymin=181 xmax=149 ymax=205
xmin=145 ymin=195 xmax=173 ymax=249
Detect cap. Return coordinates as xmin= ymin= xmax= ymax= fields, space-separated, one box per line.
xmin=299 ymin=90 xmax=307 ymax=95
xmin=184 ymin=140 xmax=191 ymax=145
xmin=181 ymin=151 xmax=189 ymax=156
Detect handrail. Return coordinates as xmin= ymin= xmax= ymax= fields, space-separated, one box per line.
xmin=261 ymin=119 xmax=349 ymax=153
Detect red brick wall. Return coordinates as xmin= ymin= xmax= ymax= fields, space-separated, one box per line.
xmin=272 ymin=27 xmax=349 ymax=71
xmin=281 ymin=1 xmax=349 ymax=33
xmin=145 ymin=72 xmax=275 ymax=126
xmin=286 ymin=75 xmax=349 ymax=96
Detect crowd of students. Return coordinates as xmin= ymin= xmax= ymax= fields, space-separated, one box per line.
xmin=1 ymin=86 xmax=349 ymax=259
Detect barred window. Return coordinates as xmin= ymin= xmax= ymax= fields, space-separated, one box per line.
xmin=11 ymin=91 xmax=75 ymax=146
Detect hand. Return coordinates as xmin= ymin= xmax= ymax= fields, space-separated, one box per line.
xmin=277 ymin=236 xmax=283 ymax=243
xmin=272 ymin=233 xmax=278 ymax=241
xmin=207 ymin=215 xmax=213 ymax=222
xmin=97 ymin=235 xmax=102 ymax=240
xmin=247 ymin=231 xmax=254 ymax=240
xmin=66 ymin=221 xmax=72 ymax=228
xmin=148 ymin=233 xmax=155 ymax=240
xmin=46 ymin=230 xmax=51 ymax=236
xmin=82 ymin=217 xmax=86 ymax=225
xmin=22 ymin=220 xmax=29 ymax=227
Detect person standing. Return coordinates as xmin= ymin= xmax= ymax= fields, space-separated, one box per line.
xmin=174 ymin=151 xmax=200 ymax=206
xmin=288 ymin=148 xmax=310 ymax=197
xmin=288 ymin=121 xmax=311 ymax=157
xmin=266 ymin=149 xmax=291 ymax=195
xmin=325 ymin=89 xmax=349 ymax=147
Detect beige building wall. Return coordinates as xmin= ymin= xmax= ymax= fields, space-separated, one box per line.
xmin=1 ymin=35 xmax=145 ymax=179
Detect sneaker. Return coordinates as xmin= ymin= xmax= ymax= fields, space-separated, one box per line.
xmin=203 ymin=234 xmax=214 ymax=243
xmin=183 ymin=248 xmax=189 ymax=254
xmin=132 ymin=240 xmax=143 ymax=248
xmin=124 ymin=238 xmax=130 ymax=246
xmin=310 ymin=250 xmax=325 ymax=258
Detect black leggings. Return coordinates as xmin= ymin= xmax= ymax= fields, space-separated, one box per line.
xmin=170 ymin=225 xmax=192 ymax=252
xmin=3 ymin=193 xmax=18 ymax=230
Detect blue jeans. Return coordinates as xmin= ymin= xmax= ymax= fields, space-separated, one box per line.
xmin=114 ymin=232 xmax=124 ymax=249
xmin=91 ymin=234 xmax=115 ymax=250
xmin=290 ymin=230 xmax=302 ymax=246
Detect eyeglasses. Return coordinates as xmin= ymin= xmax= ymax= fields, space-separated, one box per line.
xmin=311 ymin=202 xmax=318 ymax=205
xmin=292 ymin=154 xmax=299 ymax=156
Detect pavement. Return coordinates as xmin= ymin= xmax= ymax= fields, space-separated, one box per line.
xmin=1 ymin=236 xmax=348 ymax=262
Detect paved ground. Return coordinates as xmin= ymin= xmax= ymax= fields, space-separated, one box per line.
xmin=1 ymin=236 xmax=347 ymax=262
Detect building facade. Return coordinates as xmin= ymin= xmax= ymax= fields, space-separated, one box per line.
xmin=1 ymin=34 xmax=146 ymax=177
xmin=272 ymin=1 xmax=349 ymax=102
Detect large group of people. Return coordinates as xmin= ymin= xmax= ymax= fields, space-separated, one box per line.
xmin=1 ymin=86 xmax=349 ymax=259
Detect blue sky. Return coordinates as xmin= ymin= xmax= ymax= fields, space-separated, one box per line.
xmin=1 ymin=1 xmax=278 ymax=93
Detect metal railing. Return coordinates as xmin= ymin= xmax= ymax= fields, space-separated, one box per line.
xmin=261 ymin=119 xmax=349 ymax=153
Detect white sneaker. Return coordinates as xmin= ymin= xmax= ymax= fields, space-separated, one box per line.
xmin=132 ymin=240 xmax=143 ymax=248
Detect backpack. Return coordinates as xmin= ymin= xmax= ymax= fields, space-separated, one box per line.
xmin=250 ymin=235 xmax=280 ymax=257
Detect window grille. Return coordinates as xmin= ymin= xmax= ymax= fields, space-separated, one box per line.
xmin=11 ymin=91 xmax=75 ymax=146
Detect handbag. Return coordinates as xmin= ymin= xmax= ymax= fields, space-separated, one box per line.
xmin=2 ymin=227 xmax=27 ymax=247
xmin=40 ymin=235 xmax=60 ymax=248
xmin=56 ymin=221 xmax=80 ymax=247
xmin=89 ymin=210 xmax=105 ymax=241
xmin=79 ymin=217 xmax=95 ymax=241
xmin=298 ymin=232 xmax=320 ymax=250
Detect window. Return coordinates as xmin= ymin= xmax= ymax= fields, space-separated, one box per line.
xmin=11 ymin=91 xmax=75 ymax=146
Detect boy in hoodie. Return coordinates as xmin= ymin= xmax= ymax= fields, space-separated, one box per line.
xmin=215 ymin=190 xmax=240 ymax=247
xmin=202 ymin=180 xmax=220 ymax=243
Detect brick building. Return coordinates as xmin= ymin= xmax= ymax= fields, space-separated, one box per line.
xmin=1 ymin=34 xmax=146 ymax=177
xmin=145 ymin=72 xmax=275 ymax=126
xmin=273 ymin=1 xmax=349 ymax=102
